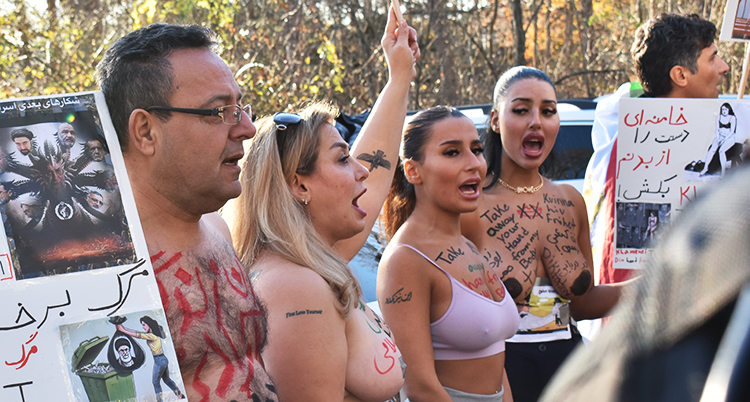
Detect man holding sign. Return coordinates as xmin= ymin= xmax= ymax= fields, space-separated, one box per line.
xmin=583 ymin=13 xmax=729 ymax=287
xmin=97 ymin=24 xmax=278 ymax=402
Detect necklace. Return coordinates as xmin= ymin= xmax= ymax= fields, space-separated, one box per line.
xmin=497 ymin=173 xmax=544 ymax=194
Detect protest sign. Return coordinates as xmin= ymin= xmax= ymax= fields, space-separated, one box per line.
xmin=615 ymin=98 xmax=750 ymax=269
xmin=0 ymin=92 xmax=183 ymax=402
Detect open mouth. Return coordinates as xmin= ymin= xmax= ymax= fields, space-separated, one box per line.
xmin=522 ymin=134 xmax=545 ymax=157
xmin=353 ymin=189 xmax=367 ymax=216
xmin=523 ymin=138 xmax=543 ymax=152
xmin=459 ymin=181 xmax=480 ymax=195
xmin=223 ymin=155 xmax=242 ymax=167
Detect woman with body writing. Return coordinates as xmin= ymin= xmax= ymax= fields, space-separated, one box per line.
xmin=378 ymin=106 xmax=519 ymax=402
xmin=223 ymin=7 xmax=419 ymax=402
xmin=461 ymin=67 xmax=629 ymax=402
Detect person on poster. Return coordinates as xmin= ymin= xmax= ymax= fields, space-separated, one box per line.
xmin=115 ymin=337 xmax=137 ymax=368
xmin=86 ymin=139 xmax=106 ymax=162
xmin=96 ymin=23 xmax=279 ymax=401
xmin=10 ymin=128 xmax=37 ymax=158
xmin=54 ymin=122 xmax=77 ymax=160
xmin=86 ymin=190 xmax=104 ymax=211
xmin=700 ymin=102 xmax=740 ymax=176
xmin=116 ymin=316 xmax=186 ymax=401
xmin=642 ymin=210 xmax=658 ymax=246
xmin=583 ymin=13 xmax=730 ymax=286
xmin=71 ymin=138 xmax=110 ymax=173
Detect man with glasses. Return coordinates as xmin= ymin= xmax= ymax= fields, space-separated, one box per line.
xmin=97 ymin=24 xmax=278 ymax=402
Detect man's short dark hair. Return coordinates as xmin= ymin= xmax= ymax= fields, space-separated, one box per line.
xmin=10 ymin=128 xmax=34 ymax=141
xmin=96 ymin=24 xmax=220 ymax=151
xmin=631 ymin=13 xmax=717 ymax=97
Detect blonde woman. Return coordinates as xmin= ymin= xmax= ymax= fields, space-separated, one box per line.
xmin=223 ymin=8 xmax=419 ymax=401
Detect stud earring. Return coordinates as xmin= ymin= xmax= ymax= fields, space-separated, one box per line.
xmin=303 ymin=198 xmax=308 ymax=205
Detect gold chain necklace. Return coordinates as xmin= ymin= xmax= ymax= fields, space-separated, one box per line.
xmin=497 ymin=173 xmax=544 ymax=194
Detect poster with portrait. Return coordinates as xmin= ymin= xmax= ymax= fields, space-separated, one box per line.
xmin=0 ymin=92 xmax=183 ymax=402
xmin=0 ymin=97 xmax=136 ymax=279
xmin=720 ymin=0 xmax=750 ymax=41
xmin=614 ymin=98 xmax=750 ymax=269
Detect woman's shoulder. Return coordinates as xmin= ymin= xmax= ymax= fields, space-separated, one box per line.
xmin=252 ymin=253 xmax=336 ymax=302
xmin=380 ymin=236 xmax=438 ymax=274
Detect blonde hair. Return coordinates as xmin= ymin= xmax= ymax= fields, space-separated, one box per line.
xmin=225 ymin=102 xmax=362 ymax=317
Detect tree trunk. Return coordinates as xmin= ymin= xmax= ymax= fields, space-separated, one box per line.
xmin=579 ymin=0 xmax=593 ymax=97
xmin=431 ymin=0 xmax=460 ymax=105
xmin=510 ymin=0 xmax=526 ymax=66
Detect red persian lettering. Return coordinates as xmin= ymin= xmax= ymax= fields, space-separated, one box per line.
xmin=374 ymin=338 xmax=398 ymax=374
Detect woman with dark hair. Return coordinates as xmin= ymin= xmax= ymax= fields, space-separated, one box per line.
xmin=460 ymin=66 xmax=629 ymax=402
xmin=700 ymin=102 xmax=738 ymax=176
xmin=378 ymin=106 xmax=519 ymax=401
xmin=116 ymin=316 xmax=185 ymax=401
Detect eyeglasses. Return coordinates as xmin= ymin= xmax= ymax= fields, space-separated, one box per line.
xmin=273 ymin=112 xmax=302 ymax=130
xmin=146 ymin=104 xmax=252 ymax=125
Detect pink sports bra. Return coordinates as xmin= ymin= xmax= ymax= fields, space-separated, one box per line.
xmin=398 ymin=244 xmax=520 ymax=360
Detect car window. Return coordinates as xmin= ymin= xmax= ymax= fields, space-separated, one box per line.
xmin=541 ymin=124 xmax=594 ymax=180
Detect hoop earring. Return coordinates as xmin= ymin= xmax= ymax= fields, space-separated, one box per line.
xmin=302 ymin=198 xmax=308 ymax=205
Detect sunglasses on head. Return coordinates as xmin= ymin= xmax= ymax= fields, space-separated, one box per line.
xmin=273 ymin=112 xmax=302 ymax=130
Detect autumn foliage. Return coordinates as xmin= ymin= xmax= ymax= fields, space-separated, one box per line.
xmin=0 ymin=0 xmax=744 ymax=115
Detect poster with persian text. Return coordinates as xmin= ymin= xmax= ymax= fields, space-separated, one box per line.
xmin=0 ymin=92 xmax=185 ymax=401
xmin=614 ymin=98 xmax=750 ymax=270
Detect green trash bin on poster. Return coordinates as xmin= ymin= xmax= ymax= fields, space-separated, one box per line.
xmin=72 ymin=335 xmax=137 ymax=402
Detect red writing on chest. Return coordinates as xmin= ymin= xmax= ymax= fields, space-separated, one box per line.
xmin=486 ymin=271 xmax=506 ymax=300
xmin=517 ymin=203 xmax=542 ymax=219
xmin=461 ymin=277 xmax=491 ymax=298
xmin=374 ymin=337 xmax=398 ymax=374
xmin=152 ymin=251 xmax=265 ymax=401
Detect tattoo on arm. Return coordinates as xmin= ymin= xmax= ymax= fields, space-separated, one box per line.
xmin=385 ymin=287 xmax=413 ymax=304
xmin=357 ymin=150 xmax=391 ymax=171
xmin=285 ymin=309 xmax=323 ymax=318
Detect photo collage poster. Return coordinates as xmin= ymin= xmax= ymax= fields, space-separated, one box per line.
xmin=615 ymin=97 xmax=750 ymax=269
xmin=0 ymin=92 xmax=185 ymax=402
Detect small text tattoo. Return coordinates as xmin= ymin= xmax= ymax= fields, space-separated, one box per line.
xmin=385 ymin=287 xmax=413 ymax=304
xmin=285 ymin=309 xmax=323 ymax=318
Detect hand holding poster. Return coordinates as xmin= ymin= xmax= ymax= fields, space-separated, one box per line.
xmin=0 ymin=92 xmax=184 ymax=401
xmin=614 ymin=98 xmax=750 ymax=269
